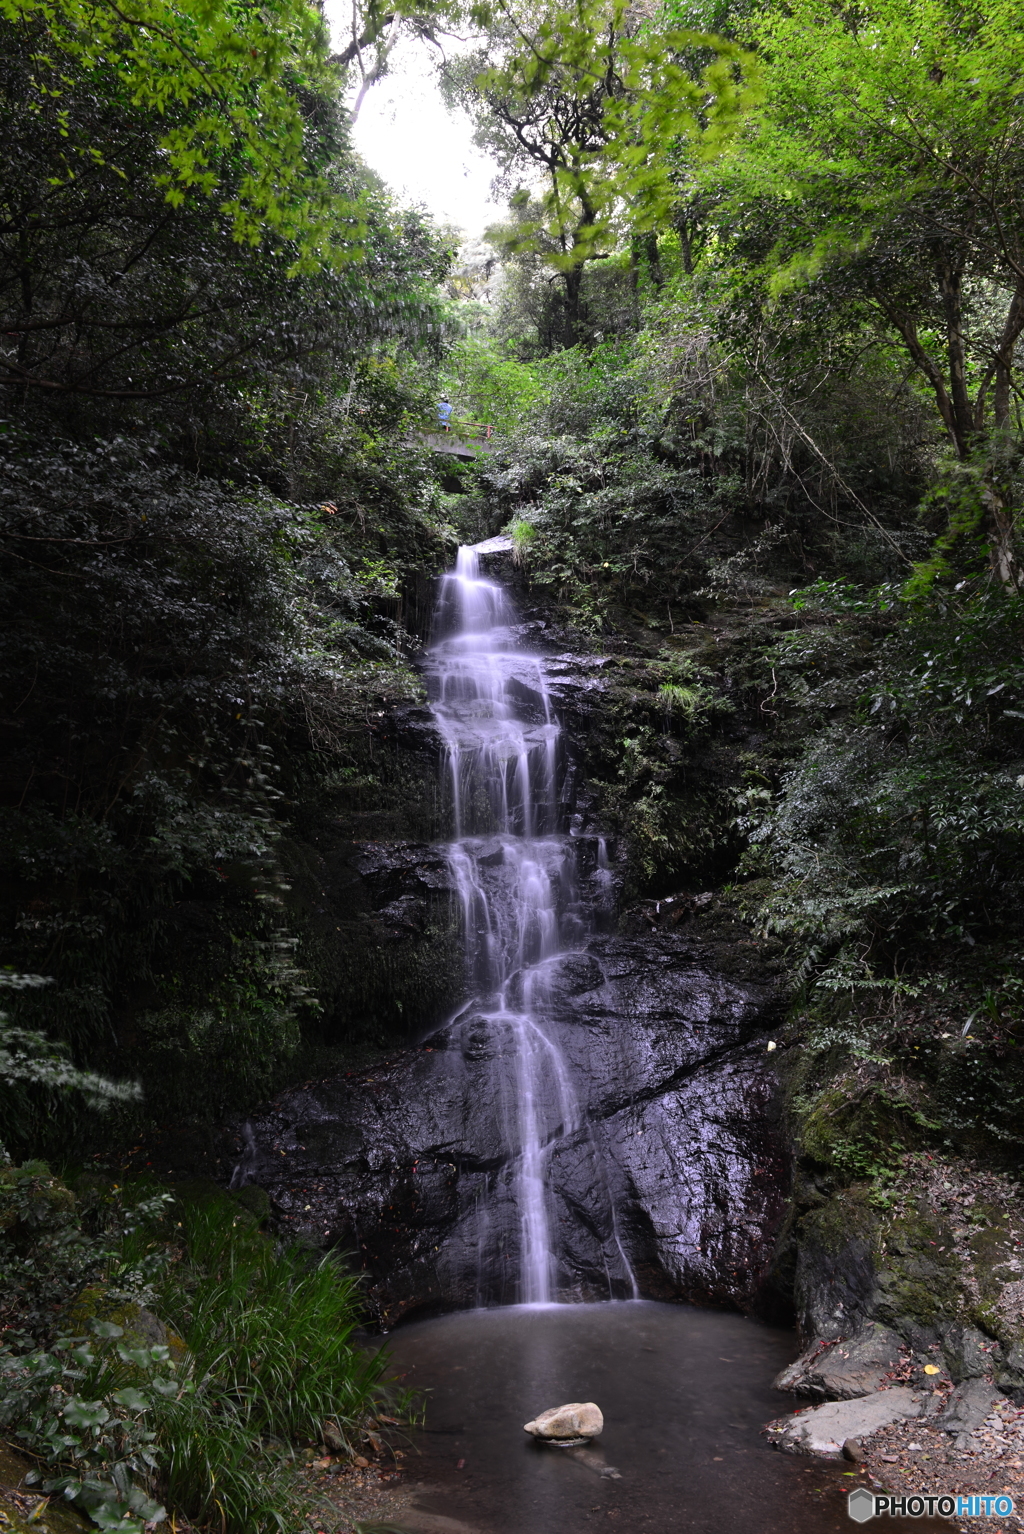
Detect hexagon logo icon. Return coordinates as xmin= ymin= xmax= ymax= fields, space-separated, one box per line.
xmin=847 ymin=1486 xmax=875 ymax=1523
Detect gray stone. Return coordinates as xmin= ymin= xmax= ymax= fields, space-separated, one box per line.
xmin=938 ymin=1321 xmax=1000 ymax=1383
xmin=524 ymin=1403 xmax=603 ymax=1440
xmin=469 ymin=534 xmax=514 ymax=555
xmin=773 ymin=1388 xmax=922 ymax=1457
xmin=898 ymin=1320 xmax=940 ymax=1355
xmin=127 ymin=1305 xmax=168 ymax=1349
xmin=794 ymin=1234 xmax=877 ymax=1342
xmin=996 ymin=1343 xmax=1024 ymax=1404
xmin=774 ymin=1323 xmax=903 ymax=1401
xmin=934 ymin=1378 xmax=1002 ymax=1434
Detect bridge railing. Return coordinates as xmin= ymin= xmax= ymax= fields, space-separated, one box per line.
xmin=410 ymin=420 xmax=498 ymax=457
xmin=431 ymin=420 xmax=494 ymax=440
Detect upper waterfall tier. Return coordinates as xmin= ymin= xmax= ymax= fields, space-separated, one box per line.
xmin=428 ymin=545 xmax=562 ymax=843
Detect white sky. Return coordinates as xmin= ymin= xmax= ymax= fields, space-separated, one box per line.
xmin=321 ymin=17 xmax=505 ymax=239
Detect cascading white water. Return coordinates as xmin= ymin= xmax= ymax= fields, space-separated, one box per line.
xmin=427 ymin=545 xmax=583 ymax=1304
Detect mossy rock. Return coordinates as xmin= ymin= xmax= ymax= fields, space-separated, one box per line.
xmin=873 ymin=1200 xmax=965 ymax=1330
xmin=801 ymin=1182 xmax=877 ymax=1255
xmin=65 ymin=1285 xmax=185 ymax=1364
xmin=798 ymin=1080 xmax=924 ymax=1180
xmin=794 ymin=1186 xmax=879 ymax=1338
xmin=969 ymin=1203 xmax=1021 ymax=1308
xmin=229 ymin=1183 xmax=271 ymax=1224
xmin=794 ymin=1183 xmax=977 ymax=1342
xmin=0 ymin=1441 xmax=90 ymax=1533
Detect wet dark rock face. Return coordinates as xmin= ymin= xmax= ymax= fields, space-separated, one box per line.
xmin=235 ymin=924 xmax=789 ymax=1325
xmin=221 ymin=584 xmax=793 ymax=1328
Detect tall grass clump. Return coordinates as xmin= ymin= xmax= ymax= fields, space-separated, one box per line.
xmin=1 ymin=1174 xmax=407 ymax=1534
xmin=154 ymin=1196 xmax=395 ymax=1531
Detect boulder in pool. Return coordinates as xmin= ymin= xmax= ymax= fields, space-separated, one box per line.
xmin=524 ymin=1402 xmax=603 ymax=1440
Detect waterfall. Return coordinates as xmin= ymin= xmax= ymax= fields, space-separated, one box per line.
xmin=236 ymin=539 xmax=780 ymax=1323
xmin=426 ymin=544 xmax=631 ymax=1305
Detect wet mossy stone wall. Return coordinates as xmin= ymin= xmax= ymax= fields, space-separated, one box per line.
xmin=785 ymin=1161 xmax=1024 ymax=1400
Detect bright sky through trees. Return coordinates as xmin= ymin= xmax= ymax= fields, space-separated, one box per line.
xmin=321 ymin=18 xmax=503 ymax=236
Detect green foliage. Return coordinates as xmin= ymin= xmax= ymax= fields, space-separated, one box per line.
xmin=904 ymin=441 xmax=1024 ymax=596
xmin=566 ymin=646 xmax=736 ymax=888
xmin=741 ymin=584 xmax=1024 ymax=952
xmin=480 ymin=348 xmax=719 ymax=614
xmin=1 ymin=0 xmax=349 ymax=264
xmin=454 ymin=0 xmax=760 ymax=267
xmin=509 ymin=517 xmax=537 ymax=565
xmin=712 ymin=0 xmax=1024 ymax=575
xmin=438 ymin=337 xmax=548 ymax=431
xmin=0 ymin=401 xmax=456 ymax=1146
xmin=0 ymin=1170 xmax=177 ymax=1529
xmin=0 ymin=1177 xmax=404 ymax=1533
xmin=0 ymin=0 xmax=462 ymax=1151
xmin=0 ymin=21 xmax=449 ymax=414
xmin=443 ymin=0 xmax=759 ymax=343
xmin=4 ymin=1328 xmax=173 ymax=1532
xmin=739 ymin=0 xmax=1024 ymax=302
xmin=159 ymin=1198 xmax=387 ymax=1451
xmin=0 ymin=976 xmax=141 ymax=1162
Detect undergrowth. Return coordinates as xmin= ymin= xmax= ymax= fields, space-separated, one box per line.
xmin=0 ymin=1171 xmax=409 ymax=1533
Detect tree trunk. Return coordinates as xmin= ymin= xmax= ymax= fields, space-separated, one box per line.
xmin=937 ymin=257 xmax=974 ymax=458
xmin=562 ymin=265 xmax=584 ymax=348
xmin=630 ymin=232 xmax=662 ymax=292
xmin=981 ymin=482 xmax=1019 ymax=590
xmin=979 ymin=285 xmax=1024 ymax=589
xmin=992 ymin=283 xmax=1024 ymax=432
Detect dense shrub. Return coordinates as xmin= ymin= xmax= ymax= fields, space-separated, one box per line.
xmin=0 ymin=1173 xmax=402 ymax=1534
xmin=0 ymin=428 xmax=444 ymax=1148
xmin=744 ymin=584 xmax=1024 ymax=959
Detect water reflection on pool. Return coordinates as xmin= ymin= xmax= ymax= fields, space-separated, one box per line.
xmin=380 ymin=1302 xmax=948 ymax=1534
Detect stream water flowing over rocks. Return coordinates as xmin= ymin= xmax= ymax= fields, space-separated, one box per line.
xmin=234 ymin=545 xmax=789 ymax=1324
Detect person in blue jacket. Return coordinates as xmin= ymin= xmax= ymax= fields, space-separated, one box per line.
xmin=437 ymin=396 xmax=453 ymax=431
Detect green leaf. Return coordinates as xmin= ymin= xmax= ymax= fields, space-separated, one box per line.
xmin=89 ymin=1321 xmax=124 ymax=1339
xmin=62 ymin=1398 xmax=109 ymax=1430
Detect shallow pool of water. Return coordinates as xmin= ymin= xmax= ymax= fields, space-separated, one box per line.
xmin=381 ymin=1302 xmax=947 ymax=1534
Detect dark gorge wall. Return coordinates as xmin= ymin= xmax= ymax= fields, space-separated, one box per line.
xmin=232 ymin=911 xmax=789 ymax=1325
xmin=214 ymin=571 xmax=794 ymax=1325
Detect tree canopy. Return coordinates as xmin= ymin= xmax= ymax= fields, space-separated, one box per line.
xmin=712 ymin=0 xmax=1024 ymax=580
xmin=443 ymin=0 xmax=760 ymax=340
xmin=0 ymin=0 xmax=357 ymax=260
xmin=0 ymin=9 xmax=449 ymax=406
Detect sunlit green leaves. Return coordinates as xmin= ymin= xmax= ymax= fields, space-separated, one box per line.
xmin=463 ymin=0 xmax=761 ymax=270
xmin=728 ymin=0 xmax=1024 ymax=303
xmin=0 ymin=0 xmax=359 ymax=267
